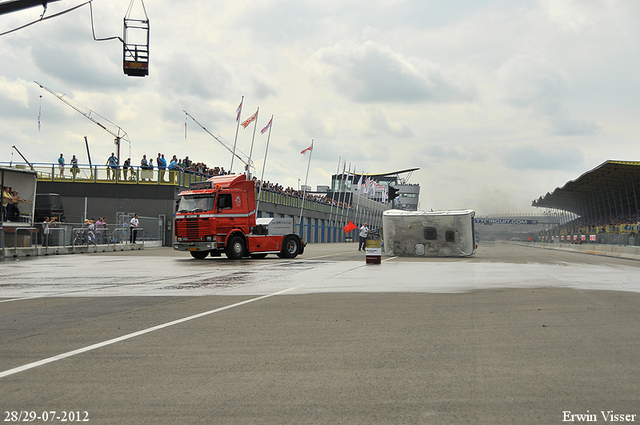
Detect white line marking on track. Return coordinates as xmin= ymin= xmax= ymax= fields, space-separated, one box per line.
xmin=0 ymin=296 xmax=41 ymax=304
xmin=0 ymin=280 xmax=314 ymax=379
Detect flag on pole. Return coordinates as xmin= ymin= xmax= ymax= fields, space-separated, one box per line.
xmin=260 ymin=117 xmax=272 ymax=135
xmin=300 ymin=143 xmax=313 ymax=155
xmin=355 ymin=174 xmax=363 ymax=191
xmin=37 ymin=95 xmax=42 ymax=132
xmin=236 ymin=99 xmax=243 ymax=122
xmin=241 ymin=110 xmax=258 ymax=128
xmin=343 ymin=221 xmax=358 ymax=234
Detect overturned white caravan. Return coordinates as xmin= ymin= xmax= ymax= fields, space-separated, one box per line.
xmin=382 ymin=209 xmax=477 ymax=257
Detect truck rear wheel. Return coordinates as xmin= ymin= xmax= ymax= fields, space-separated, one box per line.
xmin=225 ymin=236 xmax=246 ymax=259
xmin=278 ymin=235 xmax=300 ymax=259
xmin=190 ymin=250 xmax=209 ymax=260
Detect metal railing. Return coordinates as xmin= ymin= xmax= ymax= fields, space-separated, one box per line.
xmin=0 ymin=162 xmax=211 ymax=188
xmin=1 ymin=222 xmax=148 ymax=251
xmin=41 ymin=226 xmax=67 ymax=254
xmin=1 ymin=226 xmax=37 ymax=256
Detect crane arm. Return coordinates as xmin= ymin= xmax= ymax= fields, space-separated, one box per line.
xmin=0 ymin=0 xmax=61 ymax=16
xmin=183 ymin=110 xmax=251 ymax=168
xmin=35 ymin=81 xmax=131 ymax=144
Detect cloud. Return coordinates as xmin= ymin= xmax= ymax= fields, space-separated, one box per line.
xmin=497 ymin=54 xmax=601 ymax=137
xmin=250 ymin=65 xmax=278 ymax=100
xmin=502 ymin=144 xmax=585 ymax=171
xmin=0 ymin=77 xmax=29 ymax=115
xmin=310 ymin=40 xmax=478 ymax=104
xmin=365 ymin=109 xmax=413 ymax=138
xmin=157 ymin=52 xmax=233 ymax=101
xmin=547 ymin=115 xmax=601 ymax=137
xmin=28 ymin=24 xmax=130 ymax=90
xmin=497 ymin=55 xmax=564 ymax=114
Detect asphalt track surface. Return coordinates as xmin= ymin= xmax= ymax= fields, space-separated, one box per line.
xmin=1 ymin=242 xmax=639 ymax=424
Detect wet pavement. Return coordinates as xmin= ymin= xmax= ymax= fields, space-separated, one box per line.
xmin=1 ymin=242 xmax=639 ymax=424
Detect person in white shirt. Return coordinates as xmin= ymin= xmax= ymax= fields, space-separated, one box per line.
xmin=129 ymin=214 xmax=139 ymax=244
xmin=358 ymin=223 xmax=369 ymax=251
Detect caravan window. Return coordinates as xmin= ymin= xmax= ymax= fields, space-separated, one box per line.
xmin=446 ymin=230 xmax=455 ymax=242
xmin=424 ymin=227 xmax=437 ymax=240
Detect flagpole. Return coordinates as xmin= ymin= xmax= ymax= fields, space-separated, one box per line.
xmin=327 ymin=156 xmax=341 ymax=242
xmin=337 ymin=162 xmax=351 ymax=241
xmin=332 ymin=159 xmax=346 ymax=242
xmin=255 ymin=115 xmax=273 ymax=215
xmin=350 ymin=166 xmax=358 ymax=241
xmin=246 ymin=107 xmax=259 ymax=178
xmin=230 ymin=95 xmax=243 ymax=173
xmin=353 ymin=169 xmax=363 ymax=236
xmin=299 ymin=140 xmax=313 ymax=240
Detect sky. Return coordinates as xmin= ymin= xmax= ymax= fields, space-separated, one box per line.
xmin=1 ymin=0 xmax=639 ymax=215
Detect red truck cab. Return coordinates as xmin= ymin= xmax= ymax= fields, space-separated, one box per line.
xmin=173 ymin=174 xmax=304 ymax=260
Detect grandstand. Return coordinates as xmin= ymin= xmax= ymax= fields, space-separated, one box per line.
xmin=532 ymin=160 xmax=640 ymax=246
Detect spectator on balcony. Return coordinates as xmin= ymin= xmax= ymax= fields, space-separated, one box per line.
xmin=168 ymin=155 xmax=179 ymax=170
xmin=58 ymin=153 xmax=65 ymax=178
xmin=157 ymin=153 xmax=166 ymax=182
xmin=123 ymin=158 xmax=132 ymax=180
xmin=106 ymin=153 xmax=118 ymax=180
xmin=71 ymin=155 xmax=79 ymax=177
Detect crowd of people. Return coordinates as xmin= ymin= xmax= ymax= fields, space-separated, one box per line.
xmin=53 ymin=215 xmax=141 ymax=246
xmin=2 ymin=186 xmax=30 ymax=222
xmin=561 ymin=212 xmax=640 ymax=232
xmin=38 ymin=214 xmax=143 ymax=246
xmin=125 ymin=153 xmax=354 ymax=210
xmin=254 ymin=179 xmax=353 ymax=210
xmin=124 ymin=153 xmax=232 ymax=179
xmin=56 ymin=152 xmax=233 ymax=180
xmin=53 ymin=151 xmax=358 ymax=213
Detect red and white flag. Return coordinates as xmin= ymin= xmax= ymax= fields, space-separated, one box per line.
xmin=236 ymin=99 xmax=243 ymax=122
xmin=241 ymin=110 xmax=258 ymax=128
xmin=260 ymin=118 xmax=272 ymax=135
xmin=300 ymin=143 xmax=313 ymax=155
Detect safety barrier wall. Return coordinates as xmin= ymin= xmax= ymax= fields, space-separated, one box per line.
xmin=539 ymin=222 xmax=640 ymax=247
xmin=521 ymin=241 xmax=640 ymax=262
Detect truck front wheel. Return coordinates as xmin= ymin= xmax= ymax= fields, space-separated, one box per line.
xmin=225 ymin=236 xmax=246 ymax=259
xmin=278 ymin=235 xmax=300 ymax=259
xmin=190 ymin=250 xmax=209 ymax=260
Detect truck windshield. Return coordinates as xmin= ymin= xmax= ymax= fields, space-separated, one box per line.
xmin=178 ymin=195 xmax=215 ymax=213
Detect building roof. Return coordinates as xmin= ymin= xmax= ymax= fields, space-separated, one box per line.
xmin=532 ymin=160 xmax=640 ymax=215
xmin=333 ymin=168 xmax=420 ymax=179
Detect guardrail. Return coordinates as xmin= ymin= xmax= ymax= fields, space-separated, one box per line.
xmin=42 ymin=226 xmax=67 ymax=255
xmin=1 ymin=222 xmax=147 ymax=256
xmin=1 ymin=226 xmax=37 ymax=257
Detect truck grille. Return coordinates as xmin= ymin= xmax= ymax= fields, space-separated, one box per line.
xmin=186 ymin=219 xmax=201 ymax=239
xmin=176 ymin=218 xmax=208 ymax=240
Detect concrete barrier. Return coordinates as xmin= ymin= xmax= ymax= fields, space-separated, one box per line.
xmin=517 ymin=242 xmax=640 ymax=261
